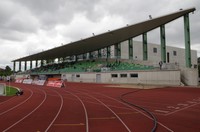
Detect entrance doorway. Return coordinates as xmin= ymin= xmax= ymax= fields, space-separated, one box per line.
xmin=167 ymin=52 xmax=170 ymax=63
xmin=96 ymin=74 xmax=101 ymax=83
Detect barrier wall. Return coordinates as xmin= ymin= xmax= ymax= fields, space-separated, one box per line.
xmin=62 ymin=70 xmax=181 ymax=86
xmin=181 ymin=68 xmax=198 ymax=86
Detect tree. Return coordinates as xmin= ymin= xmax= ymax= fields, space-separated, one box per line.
xmin=5 ymin=66 xmax=12 ymax=72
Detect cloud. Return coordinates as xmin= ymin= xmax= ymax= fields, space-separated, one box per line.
xmin=0 ymin=0 xmax=39 ymax=41
xmin=0 ymin=0 xmax=199 ymax=69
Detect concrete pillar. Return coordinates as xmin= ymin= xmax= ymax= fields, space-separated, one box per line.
xmin=36 ymin=60 xmax=38 ymax=68
xmin=83 ymin=53 xmax=87 ymax=60
xmin=106 ymin=46 xmax=111 ymax=59
xmin=41 ymin=60 xmax=44 ymax=67
xmin=114 ymin=43 xmax=121 ymax=59
xmin=143 ymin=33 xmax=148 ymax=60
xmin=24 ymin=61 xmax=27 ymax=71
xmin=184 ymin=14 xmax=192 ymax=68
xmin=128 ymin=38 xmax=133 ymax=59
xmin=30 ymin=61 xmax=32 ymax=69
xmin=19 ymin=61 xmax=21 ymax=71
xmin=160 ymin=25 xmax=166 ymax=63
xmin=89 ymin=52 xmax=93 ymax=59
xmin=98 ymin=49 xmax=101 ymax=58
xmin=13 ymin=61 xmax=16 ymax=72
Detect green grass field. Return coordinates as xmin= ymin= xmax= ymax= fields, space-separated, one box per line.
xmin=5 ymin=86 xmax=18 ymax=96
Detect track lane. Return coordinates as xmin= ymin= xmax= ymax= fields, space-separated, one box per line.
xmin=48 ymin=89 xmax=89 ymax=132
xmin=72 ymin=86 xmax=173 ymax=132
xmin=2 ymin=86 xmax=63 ymax=132
xmin=3 ymin=87 xmax=47 ymax=131
xmin=69 ymin=89 xmax=132 ymax=132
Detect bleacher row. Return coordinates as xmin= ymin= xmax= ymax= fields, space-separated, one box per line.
xmin=29 ymin=60 xmax=154 ymax=74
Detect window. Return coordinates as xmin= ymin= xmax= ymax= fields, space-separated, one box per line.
xmin=76 ymin=74 xmax=80 ymax=78
xmin=153 ymin=48 xmax=157 ymax=53
xmin=130 ymin=73 xmax=138 ymax=78
xmin=111 ymin=74 xmax=118 ymax=78
xmin=120 ymin=74 xmax=127 ymax=78
xmin=173 ymin=51 xmax=177 ymax=56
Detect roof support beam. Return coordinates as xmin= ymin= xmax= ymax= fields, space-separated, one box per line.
xmin=36 ymin=60 xmax=38 ymax=68
xmin=184 ymin=14 xmax=191 ymax=68
xmin=19 ymin=61 xmax=21 ymax=72
xmin=128 ymin=38 xmax=133 ymax=59
xmin=160 ymin=25 xmax=166 ymax=63
xmin=143 ymin=33 xmax=148 ymax=60
xmin=98 ymin=49 xmax=101 ymax=58
xmin=24 ymin=61 xmax=27 ymax=71
xmin=30 ymin=61 xmax=32 ymax=70
xmin=13 ymin=61 xmax=16 ymax=72
xmin=106 ymin=46 xmax=111 ymax=59
xmin=115 ymin=43 xmax=121 ymax=59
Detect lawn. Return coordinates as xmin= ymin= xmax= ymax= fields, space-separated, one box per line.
xmin=5 ymin=86 xmax=18 ymax=96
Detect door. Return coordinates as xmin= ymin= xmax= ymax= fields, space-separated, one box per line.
xmin=167 ymin=52 xmax=170 ymax=63
xmin=71 ymin=74 xmax=75 ymax=82
xmin=96 ymin=74 xmax=101 ymax=83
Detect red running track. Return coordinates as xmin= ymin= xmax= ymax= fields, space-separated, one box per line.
xmin=0 ymin=81 xmax=200 ymax=132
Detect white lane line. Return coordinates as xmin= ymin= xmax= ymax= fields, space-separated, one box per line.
xmin=3 ymin=89 xmax=47 ymax=132
xmin=76 ymin=90 xmax=131 ymax=132
xmin=154 ymin=110 xmax=169 ymax=114
xmin=45 ymin=90 xmax=63 ymax=132
xmin=165 ymin=102 xmax=200 ymax=116
xmin=63 ymin=90 xmax=89 ymax=132
xmin=0 ymin=88 xmax=33 ymax=116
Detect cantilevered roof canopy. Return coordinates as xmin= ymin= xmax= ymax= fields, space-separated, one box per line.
xmin=13 ymin=7 xmax=195 ymax=62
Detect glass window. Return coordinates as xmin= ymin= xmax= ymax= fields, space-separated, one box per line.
xmin=130 ymin=73 xmax=138 ymax=78
xmin=76 ymin=74 xmax=80 ymax=78
xmin=120 ymin=74 xmax=127 ymax=78
xmin=173 ymin=51 xmax=177 ymax=56
xmin=153 ymin=48 xmax=157 ymax=53
xmin=111 ymin=74 xmax=118 ymax=78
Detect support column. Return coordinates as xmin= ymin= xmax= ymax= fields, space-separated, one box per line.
xmin=36 ymin=60 xmax=38 ymax=68
xmin=143 ymin=33 xmax=148 ymax=60
xmin=13 ymin=61 xmax=16 ymax=72
xmin=19 ymin=61 xmax=21 ymax=71
xmin=41 ymin=60 xmax=44 ymax=67
xmin=128 ymin=38 xmax=133 ymax=59
xmin=160 ymin=25 xmax=166 ymax=63
xmin=98 ymin=49 xmax=101 ymax=58
xmin=83 ymin=53 xmax=87 ymax=60
xmin=114 ymin=43 xmax=121 ymax=59
xmin=89 ymin=52 xmax=93 ymax=59
xmin=184 ymin=14 xmax=191 ymax=68
xmin=24 ymin=61 xmax=27 ymax=71
xmin=106 ymin=46 xmax=111 ymax=59
xmin=30 ymin=61 xmax=32 ymax=69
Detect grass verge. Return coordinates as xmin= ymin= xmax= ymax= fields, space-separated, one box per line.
xmin=5 ymin=86 xmax=18 ymax=96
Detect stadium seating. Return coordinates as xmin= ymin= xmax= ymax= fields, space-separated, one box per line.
xmin=28 ymin=59 xmax=154 ymax=74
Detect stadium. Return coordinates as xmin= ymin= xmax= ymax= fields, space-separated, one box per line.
xmin=12 ymin=7 xmax=198 ymax=86
xmin=0 ymin=7 xmax=200 ymax=132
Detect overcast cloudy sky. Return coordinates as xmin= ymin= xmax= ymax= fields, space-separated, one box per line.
xmin=0 ymin=0 xmax=199 ymax=69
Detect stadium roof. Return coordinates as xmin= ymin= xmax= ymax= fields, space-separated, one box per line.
xmin=13 ymin=7 xmax=196 ymax=62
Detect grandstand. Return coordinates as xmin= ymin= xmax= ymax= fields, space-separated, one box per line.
xmin=12 ymin=7 xmax=198 ymax=86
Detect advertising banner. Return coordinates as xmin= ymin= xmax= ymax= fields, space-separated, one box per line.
xmin=46 ymin=81 xmax=63 ymax=88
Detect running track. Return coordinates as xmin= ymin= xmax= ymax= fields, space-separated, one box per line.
xmin=0 ymin=81 xmax=200 ymax=132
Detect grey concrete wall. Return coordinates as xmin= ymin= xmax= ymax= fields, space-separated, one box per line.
xmin=62 ymin=70 xmax=181 ymax=86
xmin=181 ymin=68 xmax=198 ymax=86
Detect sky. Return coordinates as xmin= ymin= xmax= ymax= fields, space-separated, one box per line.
xmin=0 ymin=0 xmax=199 ymax=69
